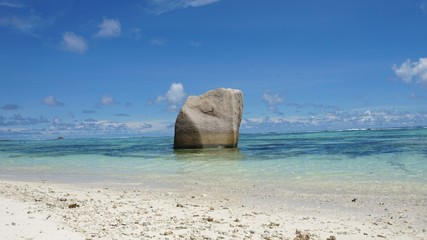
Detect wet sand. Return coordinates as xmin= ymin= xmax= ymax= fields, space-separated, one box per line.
xmin=0 ymin=179 xmax=426 ymax=240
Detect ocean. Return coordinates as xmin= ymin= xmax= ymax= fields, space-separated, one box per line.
xmin=1 ymin=127 xmax=426 ymax=194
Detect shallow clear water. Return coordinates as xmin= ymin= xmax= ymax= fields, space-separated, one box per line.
xmin=0 ymin=128 xmax=426 ymax=192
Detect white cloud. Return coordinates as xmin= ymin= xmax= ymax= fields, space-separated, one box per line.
xmin=150 ymin=37 xmax=165 ymax=46
xmin=130 ymin=27 xmax=143 ymax=40
xmin=190 ymin=41 xmax=202 ymax=47
xmin=263 ymin=93 xmax=283 ymax=106
xmin=143 ymin=0 xmax=221 ymax=14
xmin=241 ymin=109 xmax=427 ymax=133
xmin=157 ymin=82 xmax=186 ymax=112
xmin=187 ymin=0 xmax=219 ymax=7
xmin=42 ymin=96 xmax=64 ymax=107
xmin=2 ymin=108 xmax=427 ymax=139
xmin=0 ymin=14 xmax=42 ymax=34
xmin=0 ymin=117 xmax=174 ymax=139
xmin=420 ymin=2 xmax=427 ymax=12
xmin=60 ymin=31 xmax=87 ymax=54
xmin=94 ymin=18 xmax=121 ymax=38
xmin=262 ymin=93 xmax=284 ymax=113
xmin=100 ymin=95 xmax=118 ymax=106
xmin=1 ymin=104 xmax=19 ymax=110
xmin=0 ymin=1 xmax=24 ymax=8
xmin=392 ymin=58 xmax=427 ymax=85
xmin=7 ymin=118 xmax=170 ymax=139
xmin=0 ymin=114 xmax=49 ymax=126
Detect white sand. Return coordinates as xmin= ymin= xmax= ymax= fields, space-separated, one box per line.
xmin=0 ymin=195 xmax=84 ymax=240
xmin=0 ymin=180 xmax=426 ymax=240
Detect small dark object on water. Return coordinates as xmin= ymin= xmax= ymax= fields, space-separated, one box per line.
xmin=352 ymin=198 xmax=357 ymax=202
xmin=57 ymin=136 xmax=64 ymax=140
xmin=68 ymin=203 xmax=79 ymax=208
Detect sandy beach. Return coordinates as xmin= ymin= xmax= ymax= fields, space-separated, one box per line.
xmin=0 ymin=179 xmax=425 ymax=240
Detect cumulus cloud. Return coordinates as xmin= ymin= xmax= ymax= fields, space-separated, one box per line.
xmin=100 ymin=95 xmax=118 ymax=106
xmin=42 ymin=95 xmax=64 ymax=107
xmin=392 ymin=58 xmax=427 ymax=85
xmin=67 ymin=119 xmax=156 ymax=136
xmin=0 ymin=114 xmax=49 ymax=126
xmin=262 ymin=93 xmax=284 ymax=113
xmin=157 ymin=82 xmax=186 ymax=112
xmin=94 ymin=18 xmax=121 ymax=38
xmin=142 ymin=0 xmax=221 ymax=14
xmin=60 ymin=31 xmax=87 ymax=54
xmin=240 ymin=109 xmax=427 ymax=133
xmin=1 ymin=118 xmax=167 ymax=139
xmin=2 ymin=108 xmax=426 ymax=139
xmin=1 ymin=104 xmax=19 ymax=110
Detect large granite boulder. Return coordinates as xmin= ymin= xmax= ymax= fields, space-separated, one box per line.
xmin=174 ymin=88 xmax=243 ymax=149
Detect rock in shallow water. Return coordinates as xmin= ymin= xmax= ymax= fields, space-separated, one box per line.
xmin=174 ymin=88 xmax=243 ymax=149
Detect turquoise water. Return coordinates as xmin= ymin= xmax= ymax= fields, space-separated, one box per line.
xmin=0 ymin=128 xmax=426 ymax=192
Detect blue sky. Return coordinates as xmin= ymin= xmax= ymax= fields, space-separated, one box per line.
xmin=1 ymin=0 xmax=427 ymax=138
